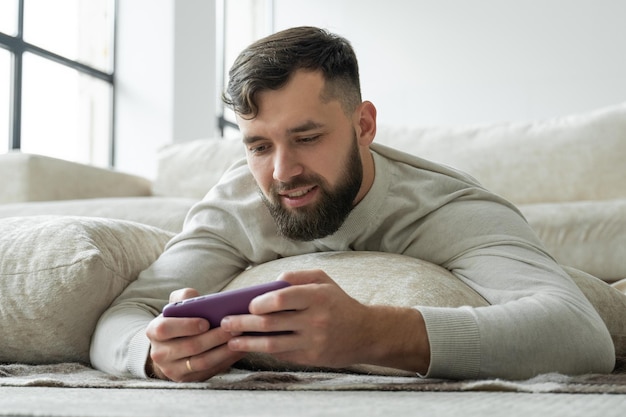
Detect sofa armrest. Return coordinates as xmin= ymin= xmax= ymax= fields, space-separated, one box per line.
xmin=0 ymin=152 xmax=152 ymax=204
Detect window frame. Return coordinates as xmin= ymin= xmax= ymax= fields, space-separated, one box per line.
xmin=0 ymin=0 xmax=117 ymax=165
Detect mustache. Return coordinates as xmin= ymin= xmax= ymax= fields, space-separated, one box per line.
xmin=270 ymin=176 xmax=321 ymax=194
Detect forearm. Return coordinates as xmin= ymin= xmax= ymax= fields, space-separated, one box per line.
xmin=421 ymin=248 xmax=616 ymax=380
xmin=359 ymin=305 xmax=431 ymax=375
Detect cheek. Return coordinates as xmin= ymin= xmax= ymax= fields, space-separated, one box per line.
xmin=247 ymin=157 xmax=273 ymax=193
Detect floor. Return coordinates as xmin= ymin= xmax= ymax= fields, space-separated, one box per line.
xmin=1 ymin=387 xmax=625 ymax=417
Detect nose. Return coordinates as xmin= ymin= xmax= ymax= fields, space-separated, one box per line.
xmin=273 ymin=146 xmax=303 ymax=182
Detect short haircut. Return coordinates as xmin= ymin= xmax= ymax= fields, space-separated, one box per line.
xmin=223 ymin=26 xmax=362 ymax=118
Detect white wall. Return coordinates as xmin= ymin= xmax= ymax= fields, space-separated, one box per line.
xmin=115 ymin=0 xmax=217 ymax=179
xmin=114 ymin=0 xmax=626 ymax=177
xmin=273 ymin=0 xmax=626 ymax=127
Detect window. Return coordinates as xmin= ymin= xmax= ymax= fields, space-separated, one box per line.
xmin=0 ymin=49 xmax=9 ymax=155
xmin=218 ymin=0 xmax=273 ymax=138
xmin=0 ymin=0 xmax=115 ymax=167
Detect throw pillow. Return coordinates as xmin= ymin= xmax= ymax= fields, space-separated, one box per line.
xmin=0 ymin=216 xmax=173 ymax=364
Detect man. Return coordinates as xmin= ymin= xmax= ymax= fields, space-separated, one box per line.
xmin=90 ymin=26 xmax=614 ymax=382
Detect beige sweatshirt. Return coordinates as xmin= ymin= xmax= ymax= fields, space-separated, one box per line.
xmin=90 ymin=143 xmax=615 ymax=380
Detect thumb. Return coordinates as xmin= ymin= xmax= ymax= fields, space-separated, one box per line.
xmin=169 ymin=288 xmax=200 ymax=303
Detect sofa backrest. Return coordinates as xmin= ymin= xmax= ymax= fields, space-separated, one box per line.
xmin=153 ymin=137 xmax=245 ymax=199
xmin=153 ymin=102 xmax=626 ymax=205
xmin=375 ymin=102 xmax=626 ymax=205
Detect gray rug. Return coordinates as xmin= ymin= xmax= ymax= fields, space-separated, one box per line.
xmin=1 ymin=358 xmax=625 ymax=394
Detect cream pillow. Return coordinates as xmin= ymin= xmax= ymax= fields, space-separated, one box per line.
xmin=225 ymin=251 xmax=488 ymax=308
xmin=226 ymin=252 xmax=626 ymax=375
xmin=0 ymin=216 xmax=173 ymax=364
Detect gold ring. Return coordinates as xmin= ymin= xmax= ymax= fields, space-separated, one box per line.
xmin=185 ymin=358 xmax=193 ymax=373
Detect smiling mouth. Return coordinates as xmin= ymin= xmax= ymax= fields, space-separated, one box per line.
xmin=283 ymin=186 xmax=316 ymax=198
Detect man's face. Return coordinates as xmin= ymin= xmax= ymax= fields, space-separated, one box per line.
xmin=236 ymin=70 xmax=372 ymax=241
xmin=260 ymin=132 xmax=362 ymax=241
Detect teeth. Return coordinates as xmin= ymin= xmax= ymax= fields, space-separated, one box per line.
xmin=287 ymin=188 xmax=311 ymax=198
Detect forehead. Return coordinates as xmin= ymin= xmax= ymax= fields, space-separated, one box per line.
xmin=237 ymin=70 xmax=346 ymax=136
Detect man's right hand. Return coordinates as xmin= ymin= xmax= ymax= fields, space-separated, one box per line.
xmin=145 ymin=288 xmax=246 ymax=382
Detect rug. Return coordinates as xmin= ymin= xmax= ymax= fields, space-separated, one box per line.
xmin=1 ymin=358 xmax=625 ymax=394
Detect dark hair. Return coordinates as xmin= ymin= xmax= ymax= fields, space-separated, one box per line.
xmin=223 ymin=26 xmax=362 ymax=118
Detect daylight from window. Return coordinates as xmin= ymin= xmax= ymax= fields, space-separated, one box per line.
xmin=1 ymin=0 xmax=113 ymax=167
xmin=0 ymin=49 xmax=9 ymax=154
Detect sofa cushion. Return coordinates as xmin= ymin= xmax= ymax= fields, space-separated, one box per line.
xmin=520 ymin=199 xmax=626 ymax=282
xmin=0 ymin=197 xmax=197 ymax=234
xmin=0 ymin=152 xmax=152 ymax=204
xmin=0 ymin=216 xmax=173 ymax=364
xmin=153 ymin=138 xmax=245 ymax=199
xmin=375 ymin=102 xmax=626 ymax=205
xmin=227 ymin=252 xmax=626 ymax=375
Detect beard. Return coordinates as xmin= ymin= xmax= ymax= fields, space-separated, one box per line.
xmin=260 ymin=133 xmax=363 ymax=241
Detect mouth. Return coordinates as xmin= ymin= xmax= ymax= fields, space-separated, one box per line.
xmin=282 ymin=186 xmax=315 ymax=198
xmin=278 ymin=185 xmax=318 ymax=208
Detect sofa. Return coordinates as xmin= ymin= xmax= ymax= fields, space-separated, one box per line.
xmin=1 ymin=102 xmax=625 ymax=416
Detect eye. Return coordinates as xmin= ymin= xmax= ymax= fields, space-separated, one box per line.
xmin=248 ymin=143 xmax=271 ymax=154
xmin=297 ymin=135 xmax=320 ymax=144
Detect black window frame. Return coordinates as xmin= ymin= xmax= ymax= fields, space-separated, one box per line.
xmin=0 ymin=0 xmax=117 ymax=165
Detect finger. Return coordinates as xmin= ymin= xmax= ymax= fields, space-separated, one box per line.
xmin=278 ymin=269 xmax=335 ymax=286
xmin=178 ymin=346 xmax=247 ymax=382
xmin=228 ymin=331 xmax=301 ymax=355
xmin=221 ymin=309 xmax=302 ymax=337
xmin=169 ymin=288 xmax=200 ymax=303
xmin=150 ymin=327 xmax=236 ymax=371
xmin=147 ymin=315 xmax=209 ymax=342
xmin=246 ymin=271 xmax=336 ymax=315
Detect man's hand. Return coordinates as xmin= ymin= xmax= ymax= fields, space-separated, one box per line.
xmin=220 ymin=270 xmax=431 ymax=374
xmin=145 ymin=288 xmax=246 ymax=382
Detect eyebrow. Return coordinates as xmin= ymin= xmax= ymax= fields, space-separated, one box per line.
xmin=287 ymin=120 xmax=325 ymax=134
xmin=242 ymin=120 xmax=326 ymax=145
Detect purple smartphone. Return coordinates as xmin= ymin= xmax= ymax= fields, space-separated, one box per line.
xmin=162 ymin=281 xmax=291 ymax=329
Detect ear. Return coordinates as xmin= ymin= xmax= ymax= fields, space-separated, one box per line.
xmin=354 ymin=101 xmax=377 ymax=147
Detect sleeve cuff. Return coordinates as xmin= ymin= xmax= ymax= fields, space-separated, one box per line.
xmin=417 ymin=306 xmax=482 ymax=380
xmin=127 ymin=327 xmax=152 ymax=379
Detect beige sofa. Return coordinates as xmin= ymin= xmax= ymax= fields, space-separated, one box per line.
xmin=1 ymin=102 xmax=626 ymax=364
xmin=1 ymin=102 xmax=625 ymax=283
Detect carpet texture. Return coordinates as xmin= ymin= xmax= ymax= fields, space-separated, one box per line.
xmin=1 ymin=358 xmax=625 ymax=394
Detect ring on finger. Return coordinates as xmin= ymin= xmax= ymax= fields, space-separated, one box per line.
xmin=185 ymin=357 xmax=193 ymax=373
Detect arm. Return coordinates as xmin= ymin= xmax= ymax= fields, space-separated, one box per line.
xmin=406 ymin=200 xmax=616 ymax=379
